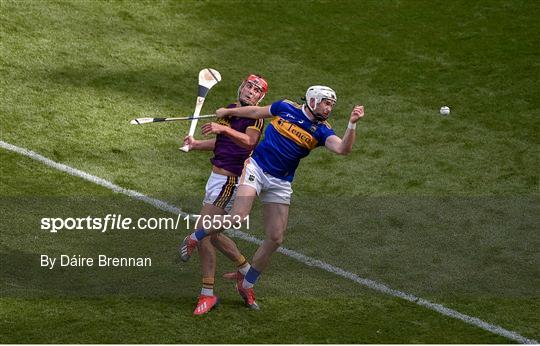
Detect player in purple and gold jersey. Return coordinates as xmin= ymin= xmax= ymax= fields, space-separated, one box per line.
xmin=180 ymin=74 xmax=267 ymax=315
xmin=181 ymin=85 xmax=364 ymax=310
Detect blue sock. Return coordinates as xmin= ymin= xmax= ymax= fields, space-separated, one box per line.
xmin=191 ymin=229 xmax=208 ymax=241
xmin=243 ymin=266 xmax=260 ymax=288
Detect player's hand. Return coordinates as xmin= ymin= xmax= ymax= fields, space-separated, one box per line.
xmin=202 ymin=122 xmax=227 ymax=136
xmin=183 ymin=135 xmax=197 ymax=150
xmin=349 ymin=105 xmax=364 ymax=123
xmin=215 ymin=108 xmax=229 ymax=118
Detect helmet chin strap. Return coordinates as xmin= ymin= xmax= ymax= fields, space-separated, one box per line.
xmin=238 ymin=78 xmax=266 ymax=107
xmin=306 ymin=100 xmax=327 ymax=122
xmin=314 ymin=114 xmax=327 ymax=122
xmin=239 ymin=95 xmax=260 ymax=107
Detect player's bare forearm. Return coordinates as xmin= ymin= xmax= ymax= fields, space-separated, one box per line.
xmin=339 ymin=128 xmax=356 ymax=155
xmin=192 ymin=138 xmax=216 ymax=151
xmin=201 ymin=123 xmax=259 ymax=150
xmin=324 ymin=105 xmax=364 ymax=155
xmin=216 ymin=105 xmax=272 ymax=119
xmin=324 ymin=130 xmax=355 ymax=155
xmin=222 ymin=127 xmax=259 ymax=150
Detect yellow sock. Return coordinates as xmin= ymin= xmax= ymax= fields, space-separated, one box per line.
xmin=235 ymin=255 xmax=246 ymax=267
xmin=235 ymin=255 xmax=250 ymax=275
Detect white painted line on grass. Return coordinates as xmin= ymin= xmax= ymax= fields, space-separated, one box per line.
xmin=1 ymin=139 xmax=537 ymax=344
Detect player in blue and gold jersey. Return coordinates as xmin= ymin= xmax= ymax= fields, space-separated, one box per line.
xmin=181 ymin=85 xmax=364 ymax=310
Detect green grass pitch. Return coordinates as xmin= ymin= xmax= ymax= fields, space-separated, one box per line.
xmin=0 ymin=0 xmax=538 ymax=343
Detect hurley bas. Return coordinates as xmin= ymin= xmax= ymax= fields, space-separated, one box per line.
xmin=41 ymin=254 xmax=152 ymax=269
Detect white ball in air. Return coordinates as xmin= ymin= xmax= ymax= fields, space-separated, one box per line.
xmin=440 ymin=106 xmax=450 ymax=115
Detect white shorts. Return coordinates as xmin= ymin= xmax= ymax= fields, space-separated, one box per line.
xmin=239 ymin=158 xmax=293 ymax=205
xmin=203 ymin=172 xmax=239 ymax=212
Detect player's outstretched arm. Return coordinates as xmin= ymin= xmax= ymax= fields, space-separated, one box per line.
xmin=216 ymin=105 xmax=273 ymax=119
xmin=201 ymin=123 xmax=262 ymax=150
xmin=183 ymin=136 xmax=216 ymax=151
xmin=325 ymin=105 xmax=364 ymax=155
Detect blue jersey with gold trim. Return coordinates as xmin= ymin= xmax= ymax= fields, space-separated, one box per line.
xmin=251 ymin=99 xmax=335 ymax=182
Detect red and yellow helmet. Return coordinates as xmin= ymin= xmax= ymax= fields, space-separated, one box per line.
xmin=238 ymin=74 xmax=268 ymax=105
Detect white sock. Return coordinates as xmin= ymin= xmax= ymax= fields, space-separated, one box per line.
xmin=238 ymin=263 xmax=250 ymax=276
xmin=201 ymin=287 xmax=213 ymax=296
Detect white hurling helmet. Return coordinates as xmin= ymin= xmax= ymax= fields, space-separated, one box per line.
xmin=305 ymin=85 xmax=337 ymax=114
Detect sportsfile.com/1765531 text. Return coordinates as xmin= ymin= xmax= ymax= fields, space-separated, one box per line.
xmin=40 ymin=214 xmax=250 ymax=233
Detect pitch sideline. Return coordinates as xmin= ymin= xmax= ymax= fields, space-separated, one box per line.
xmin=0 ymin=139 xmax=536 ymax=344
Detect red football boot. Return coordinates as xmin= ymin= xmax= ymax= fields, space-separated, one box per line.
xmin=236 ymin=281 xmax=259 ymax=310
xmin=193 ymin=295 xmax=219 ymax=315
xmin=180 ymin=235 xmax=197 ymax=262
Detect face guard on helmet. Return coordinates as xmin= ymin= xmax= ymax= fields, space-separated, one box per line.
xmin=305 ymin=85 xmax=337 ymax=122
xmin=237 ymin=74 xmax=268 ymax=106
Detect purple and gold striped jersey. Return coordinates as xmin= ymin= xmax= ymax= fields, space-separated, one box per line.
xmin=210 ymin=103 xmax=264 ymax=176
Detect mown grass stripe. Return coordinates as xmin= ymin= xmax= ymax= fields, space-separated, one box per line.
xmin=1 ymin=139 xmax=536 ymax=344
